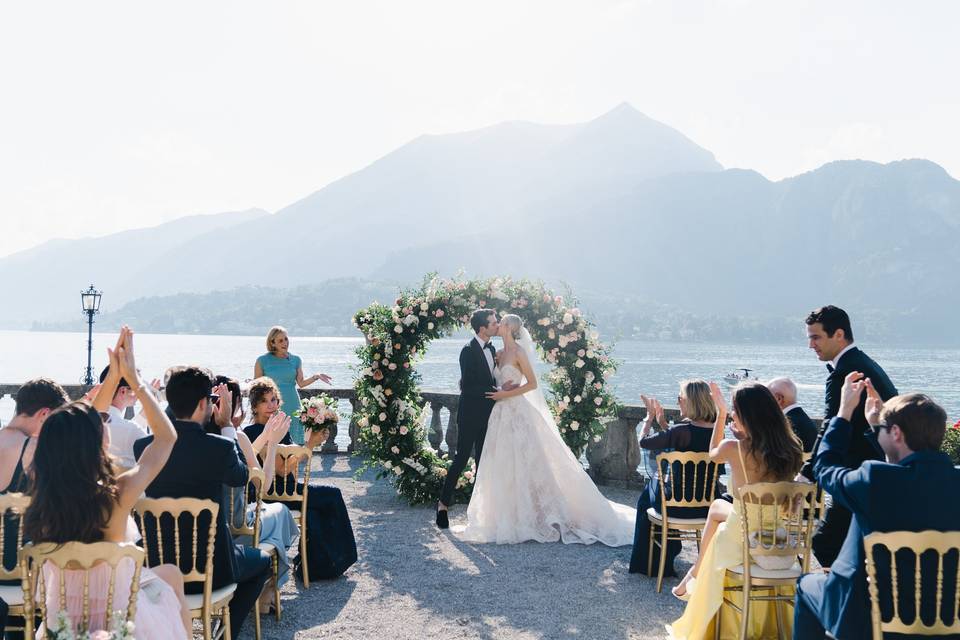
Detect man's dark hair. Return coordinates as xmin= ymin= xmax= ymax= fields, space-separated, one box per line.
xmin=881 ymin=393 xmax=948 ymax=452
xmin=805 ymin=305 xmax=854 ymax=342
xmin=14 ymin=378 xmax=69 ymax=417
xmin=470 ymin=309 xmax=496 ymax=334
xmin=165 ymin=366 xmax=215 ymax=420
xmin=99 ymin=365 xmax=129 ymax=390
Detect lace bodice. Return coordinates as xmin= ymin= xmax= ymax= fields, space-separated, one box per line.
xmin=495 ymin=363 xmax=524 ymax=387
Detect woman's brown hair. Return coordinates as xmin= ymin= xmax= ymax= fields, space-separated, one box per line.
xmin=732 ymin=383 xmax=803 ymax=480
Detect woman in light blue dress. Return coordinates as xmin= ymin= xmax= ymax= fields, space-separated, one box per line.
xmin=254 ymin=326 xmax=332 ymax=444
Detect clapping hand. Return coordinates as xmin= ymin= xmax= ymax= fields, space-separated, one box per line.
xmin=212 ymin=383 xmax=233 ymax=428
xmin=863 ymin=377 xmax=884 ymax=426
xmin=640 ymin=394 xmax=664 ymax=427
xmin=264 ymin=411 xmax=291 ymax=443
xmin=114 ymin=326 xmax=142 ymax=390
xmin=838 ymin=372 xmax=867 ymax=422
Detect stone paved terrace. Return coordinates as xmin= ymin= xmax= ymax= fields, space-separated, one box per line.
xmin=250 ymin=453 xmax=689 ymax=640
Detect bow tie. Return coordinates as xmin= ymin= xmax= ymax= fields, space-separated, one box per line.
xmin=484 ymin=343 xmax=496 ymax=354
xmin=826 ymin=363 xmax=835 ymax=373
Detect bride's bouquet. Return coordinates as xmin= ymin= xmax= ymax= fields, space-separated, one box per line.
xmin=296 ymin=394 xmax=340 ymax=432
xmin=47 ymin=611 xmax=135 ymax=640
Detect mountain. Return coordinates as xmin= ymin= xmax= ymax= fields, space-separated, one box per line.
xmin=4 ymin=104 xmax=959 ymax=344
xmin=0 ymin=208 xmax=269 ymax=326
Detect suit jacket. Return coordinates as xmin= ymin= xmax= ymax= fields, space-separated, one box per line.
xmin=802 ymin=346 xmax=897 ymax=480
xmin=812 ymin=416 xmax=960 ymax=639
xmin=456 ymin=338 xmax=497 ymax=429
xmin=133 ymin=420 xmax=248 ymax=588
xmin=786 ymin=406 xmax=818 ymax=453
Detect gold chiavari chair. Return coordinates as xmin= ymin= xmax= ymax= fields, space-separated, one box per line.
xmin=716 ymin=481 xmax=817 ymax=640
xmin=227 ymin=468 xmax=279 ymax=640
xmin=264 ymin=445 xmax=312 ymax=586
xmin=647 ymin=451 xmax=722 ymax=593
xmin=864 ymin=530 xmax=960 ymax=639
xmin=19 ymin=541 xmax=143 ymax=638
xmin=0 ymin=493 xmax=31 ymax=633
xmin=135 ymin=497 xmax=234 ymax=640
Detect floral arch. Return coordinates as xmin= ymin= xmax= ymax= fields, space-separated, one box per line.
xmin=352 ymin=276 xmax=618 ymax=504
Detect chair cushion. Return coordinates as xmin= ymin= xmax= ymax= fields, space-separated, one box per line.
xmin=646 ymin=507 xmax=707 ymax=526
xmin=0 ymin=584 xmax=23 ymax=606
xmin=727 ymin=561 xmax=802 ymax=580
xmin=186 ymin=583 xmax=237 ymax=612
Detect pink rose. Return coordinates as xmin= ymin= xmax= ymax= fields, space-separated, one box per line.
xmin=307 ymin=406 xmax=319 ymax=417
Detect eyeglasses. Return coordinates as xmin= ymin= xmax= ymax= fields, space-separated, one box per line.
xmin=871 ymin=422 xmax=892 ymax=436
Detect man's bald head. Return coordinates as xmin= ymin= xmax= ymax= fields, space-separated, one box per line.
xmin=766 ymin=377 xmax=797 ymax=409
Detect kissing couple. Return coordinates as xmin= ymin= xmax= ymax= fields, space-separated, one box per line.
xmin=436 ymin=309 xmax=635 ymax=546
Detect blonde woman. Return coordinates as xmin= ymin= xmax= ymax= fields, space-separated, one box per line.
xmin=628 ymin=379 xmax=720 ymax=576
xmin=254 ymin=326 xmax=332 ymax=445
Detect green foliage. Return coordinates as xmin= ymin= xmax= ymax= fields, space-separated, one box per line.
xmin=941 ymin=420 xmax=960 ymax=466
xmin=351 ymin=274 xmax=619 ymax=505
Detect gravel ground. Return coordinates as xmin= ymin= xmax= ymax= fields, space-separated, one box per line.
xmin=245 ymin=454 xmax=691 ymax=640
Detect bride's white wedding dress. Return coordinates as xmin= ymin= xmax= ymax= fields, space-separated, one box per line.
xmin=456 ymin=362 xmax=636 ymax=546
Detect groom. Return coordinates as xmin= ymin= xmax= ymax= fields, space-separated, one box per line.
xmin=436 ymin=309 xmax=514 ymax=529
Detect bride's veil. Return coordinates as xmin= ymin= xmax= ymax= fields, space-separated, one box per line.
xmin=515 ymin=327 xmax=561 ymax=433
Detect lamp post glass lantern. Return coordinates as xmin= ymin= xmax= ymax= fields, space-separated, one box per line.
xmin=81 ymin=285 xmax=102 ymax=385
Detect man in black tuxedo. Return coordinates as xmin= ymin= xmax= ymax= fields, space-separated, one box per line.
xmin=767 ymin=377 xmax=818 ymax=452
xmin=437 ymin=309 xmax=512 ymax=529
xmin=134 ymin=366 xmax=270 ymax=635
xmin=801 ymin=305 xmax=898 ymax=567
xmin=794 ymin=375 xmax=959 ymax=639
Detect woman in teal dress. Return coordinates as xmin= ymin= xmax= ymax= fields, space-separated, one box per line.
xmin=254 ymin=326 xmax=332 ymax=444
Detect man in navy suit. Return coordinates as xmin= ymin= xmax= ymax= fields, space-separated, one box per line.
xmin=794 ymin=372 xmax=959 ymax=639
xmin=801 ymin=305 xmax=898 ymax=566
xmin=134 ymin=366 xmax=270 ymax=635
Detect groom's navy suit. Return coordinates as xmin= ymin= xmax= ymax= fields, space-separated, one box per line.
xmin=440 ymin=336 xmax=497 ymax=506
xmin=794 ymin=416 xmax=960 ymax=639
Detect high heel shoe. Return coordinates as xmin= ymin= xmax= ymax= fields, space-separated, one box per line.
xmin=671 ymin=569 xmax=694 ymax=602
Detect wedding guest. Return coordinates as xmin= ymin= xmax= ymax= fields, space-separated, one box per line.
xmin=628 ymin=380 xmax=719 ymax=577
xmin=802 ymin=305 xmax=897 ymax=568
xmin=766 ymin=377 xmax=817 ymax=452
xmin=244 ymin=377 xmax=357 ymax=581
xmin=134 ymin=366 xmax=270 ymax=636
xmin=668 ymin=383 xmax=803 ymax=639
xmin=254 ymin=326 xmax=333 ymax=445
xmin=209 ymin=375 xmax=298 ymax=612
xmin=794 ymin=374 xmax=960 ymax=639
xmin=23 ymin=327 xmax=190 ymax=637
xmin=99 ymin=365 xmax=148 ymax=469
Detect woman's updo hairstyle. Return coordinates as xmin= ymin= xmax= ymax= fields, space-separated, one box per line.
xmin=501 ymin=314 xmax=524 ymax=340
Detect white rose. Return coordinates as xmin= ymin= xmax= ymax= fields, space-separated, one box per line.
xmin=379 ymin=412 xmax=387 ymax=421
xmin=384 ymin=460 xmax=392 ymax=469
xmin=594 ymin=397 xmax=603 ymax=406
xmin=394 ymin=325 xmax=402 ymax=334
xmin=399 ymin=426 xmax=409 ymax=435
xmin=570 ymin=421 xmax=580 ymax=431
xmin=574 ymin=395 xmax=582 ymax=403
xmin=562 ymin=312 xmax=573 ymax=324
xmin=427 ymin=322 xmax=434 ymax=330
xmin=575 ymin=359 xmax=585 ymax=368
xmin=577 ymin=349 xmax=585 ymax=357
xmin=393 ymin=466 xmax=403 ymax=475
xmin=391 ymin=446 xmax=400 ymax=454
xmin=371 ymin=425 xmax=381 ymax=434
xmin=420 ymin=302 xmax=429 ymax=311
xmin=586 ymin=349 xmax=595 ymax=358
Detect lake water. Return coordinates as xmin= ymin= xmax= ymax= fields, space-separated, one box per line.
xmin=2 ymin=330 xmax=958 ymax=424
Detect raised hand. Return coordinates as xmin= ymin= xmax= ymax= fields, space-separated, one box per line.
xmin=264 ymin=411 xmax=291 ymax=444
xmin=709 ymin=382 xmax=728 ymax=416
xmin=115 ymin=326 xmax=142 ymax=389
xmin=212 ymin=382 xmax=233 ymax=428
xmin=838 ymin=371 xmax=866 ymax=422
xmin=317 ymin=373 xmax=333 ymax=385
xmin=863 ymin=378 xmax=884 ymax=426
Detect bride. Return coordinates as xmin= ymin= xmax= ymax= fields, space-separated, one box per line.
xmin=455 ymin=314 xmax=636 ymax=546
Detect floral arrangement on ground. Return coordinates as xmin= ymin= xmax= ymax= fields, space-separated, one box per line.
xmin=351 ymin=275 xmax=619 ymax=505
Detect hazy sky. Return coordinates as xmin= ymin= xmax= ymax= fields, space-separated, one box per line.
xmin=2 ymin=1 xmax=958 ymax=257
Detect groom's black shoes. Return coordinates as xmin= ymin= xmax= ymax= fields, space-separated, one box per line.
xmin=436 ymin=507 xmax=449 ymax=529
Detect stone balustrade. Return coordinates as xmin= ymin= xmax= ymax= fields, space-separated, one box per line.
xmin=0 ymin=384 xmax=818 ymax=489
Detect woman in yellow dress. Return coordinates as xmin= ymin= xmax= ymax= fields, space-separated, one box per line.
xmin=667 ymin=382 xmax=804 ymax=640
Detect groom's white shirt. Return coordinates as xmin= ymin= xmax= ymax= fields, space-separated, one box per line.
xmin=474 ymin=335 xmax=495 ymax=376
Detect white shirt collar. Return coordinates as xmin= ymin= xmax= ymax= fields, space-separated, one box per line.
xmin=831 ymin=343 xmax=856 ymax=369
xmin=782 ymin=403 xmax=801 ymax=415
xmin=474 ymin=335 xmax=487 ymax=349
xmin=107 ymin=405 xmax=126 ymax=420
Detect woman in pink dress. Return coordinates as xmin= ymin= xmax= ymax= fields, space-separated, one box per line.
xmin=23 ymin=327 xmax=190 ymax=639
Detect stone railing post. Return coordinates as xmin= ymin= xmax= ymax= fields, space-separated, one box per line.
xmin=445 ymin=403 xmax=459 ymax=454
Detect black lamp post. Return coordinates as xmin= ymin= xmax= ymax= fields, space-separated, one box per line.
xmin=81 ymin=284 xmax=102 ymax=385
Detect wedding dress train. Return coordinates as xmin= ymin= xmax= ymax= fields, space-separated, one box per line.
xmin=456 ymin=363 xmax=636 ymax=546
